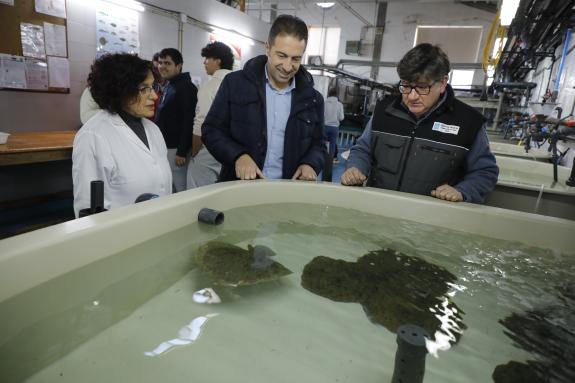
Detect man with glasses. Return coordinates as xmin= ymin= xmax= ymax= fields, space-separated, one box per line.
xmin=154 ymin=48 xmax=198 ymax=192
xmin=341 ymin=43 xmax=498 ymax=203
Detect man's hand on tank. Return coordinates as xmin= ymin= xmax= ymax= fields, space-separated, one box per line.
xmin=431 ymin=184 xmax=463 ymax=202
xmin=340 ymin=167 xmax=366 ymax=186
xmin=292 ymin=164 xmax=317 ymax=181
xmin=235 ymin=154 xmax=265 ymax=180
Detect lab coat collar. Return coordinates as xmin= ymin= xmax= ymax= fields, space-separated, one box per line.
xmin=108 ymin=112 xmax=154 ymax=156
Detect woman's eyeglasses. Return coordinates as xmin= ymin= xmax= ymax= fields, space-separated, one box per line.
xmin=138 ymin=86 xmax=154 ymax=96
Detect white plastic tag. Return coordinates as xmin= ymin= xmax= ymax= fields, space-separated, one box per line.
xmin=432 ymin=122 xmax=460 ymax=135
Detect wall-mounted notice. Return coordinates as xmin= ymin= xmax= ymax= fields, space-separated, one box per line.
xmin=0 ymin=54 xmax=27 ymax=89
xmin=43 ymin=22 xmax=67 ymax=57
xmin=35 ymin=0 xmax=66 ymax=19
xmin=47 ymin=56 xmax=69 ymax=88
xmin=25 ymin=58 xmax=49 ymax=90
xmin=0 ymin=0 xmax=15 ymax=6
xmin=20 ymin=23 xmax=46 ymax=60
xmin=96 ymin=2 xmax=140 ymax=58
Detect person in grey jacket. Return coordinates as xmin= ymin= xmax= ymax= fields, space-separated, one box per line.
xmin=341 ymin=43 xmax=498 ymax=203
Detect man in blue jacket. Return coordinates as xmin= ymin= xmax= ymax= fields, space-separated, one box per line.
xmin=155 ymin=48 xmax=198 ymax=192
xmin=341 ymin=44 xmax=498 ymax=203
xmin=202 ymin=15 xmax=326 ymax=182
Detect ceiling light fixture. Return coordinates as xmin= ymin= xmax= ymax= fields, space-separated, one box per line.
xmin=212 ymin=27 xmax=255 ymax=46
xmin=316 ymin=2 xmax=336 ymax=9
xmin=500 ymin=0 xmax=520 ymax=26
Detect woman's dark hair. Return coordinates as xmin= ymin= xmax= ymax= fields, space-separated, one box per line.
xmin=268 ymin=14 xmax=308 ymax=46
xmin=201 ymin=41 xmax=234 ymax=70
xmin=397 ymin=43 xmax=450 ymax=82
xmin=328 ymin=88 xmax=337 ymax=97
xmin=88 ymin=53 xmax=151 ymax=114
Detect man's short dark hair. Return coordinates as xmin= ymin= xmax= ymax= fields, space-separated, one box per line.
xmin=88 ymin=53 xmax=151 ymax=114
xmin=397 ymin=43 xmax=450 ymax=82
xmin=159 ymin=48 xmax=183 ymax=66
xmin=268 ymin=14 xmax=308 ymax=46
xmin=201 ymin=41 xmax=234 ymax=70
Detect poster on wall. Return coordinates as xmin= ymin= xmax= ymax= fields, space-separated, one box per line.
xmin=96 ymin=2 xmax=140 ymax=58
xmin=0 ymin=54 xmax=27 ymax=89
xmin=35 ymin=0 xmax=67 ymax=19
xmin=0 ymin=0 xmax=15 ymax=6
xmin=43 ymin=22 xmax=67 ymax=57
xmin=25 ymin=58 xmax=49 ymax=90
xmin=20 ymin=23 xmax=46 ymax=60
xmin=47 ymin=56 xmax=69 ymax=88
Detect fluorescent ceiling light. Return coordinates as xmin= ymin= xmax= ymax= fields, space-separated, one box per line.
xmin=102 ymin=0 xmax=145 ymax=12
xmin=212 ymin=27 xmax=255 ymax=46
xmin=500 ymin=0 xmax=520 ymax=26
xmin=316 ymin=2 xmax=336 ymax=9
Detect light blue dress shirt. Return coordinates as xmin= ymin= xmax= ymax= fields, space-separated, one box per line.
xmin=262 ymin=66 xmax=296 ymax=179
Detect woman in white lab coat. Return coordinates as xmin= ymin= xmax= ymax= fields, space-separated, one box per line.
xmin=72 ymin=54 xmax=172 ymax=217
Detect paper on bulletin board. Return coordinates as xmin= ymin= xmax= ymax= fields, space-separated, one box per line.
xmin=47 ymin=56 xmax=69 ymax=88
xmin=0 ymin=0 xmax=15 ymax=6
xmin=25 ymin=58 xmax=49 ymax=90
xmin=43 ymin=22 xmax=67 ymax=57
xmin=35 ymin=0 xmax=66 ymax=19
xmin=20 ymin=23 xmax=46 ymax=60
xmin=96 ymin=2 xmax=140 ymax=58
xmin=0 ymin=54 xmax=27 ymax=89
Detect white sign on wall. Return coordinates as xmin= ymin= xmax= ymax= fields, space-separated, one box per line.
xmin=96 ymin=1 xmax=140 ymax=58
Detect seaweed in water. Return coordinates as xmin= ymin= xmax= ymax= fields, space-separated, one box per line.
xmin=492 ymin=283 xmax=575 ymax=383
xmin=300 ymin=248 xmax=466 ymax=344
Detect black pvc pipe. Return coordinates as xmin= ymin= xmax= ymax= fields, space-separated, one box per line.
xmin=391 ymin=324 xmax=429 ymax=383
xmin=79 ymin=180 xmax=107 ymax=218
xmin=198 ymin=208 xmax=224 ymax=225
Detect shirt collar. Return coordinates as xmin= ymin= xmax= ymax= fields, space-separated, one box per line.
xmin=264 ymin=63 xmax=296 ymax=94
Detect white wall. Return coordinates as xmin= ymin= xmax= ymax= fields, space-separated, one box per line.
xmin=0 ymin=0 xmax=267 ymax=133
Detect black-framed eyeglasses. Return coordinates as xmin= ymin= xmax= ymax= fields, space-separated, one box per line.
xmin=138 ymin=86 xmax=154 ymax=96
xmin=398 ymin=81 xmax=437 ymax=95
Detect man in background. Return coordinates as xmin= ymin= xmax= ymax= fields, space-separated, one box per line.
xmin=187 ymin=41 xmax=234 ymax=188
xmin=202 ymin=15 xmax=325 ymax=182
xmin=324 ymin=87 xmax=345 ymax=163
xmin=154 ymin=48 xmax=198 ymax=192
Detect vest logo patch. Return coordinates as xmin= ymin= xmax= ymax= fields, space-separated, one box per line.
xmin=432 ymin=122 xmax=460 ymax=135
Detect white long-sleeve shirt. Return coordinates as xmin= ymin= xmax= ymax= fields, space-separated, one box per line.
xmin=193 ymin=69 xmax=232 ymax=136
xmin=324 ymin=96 xmax=344 ymax=127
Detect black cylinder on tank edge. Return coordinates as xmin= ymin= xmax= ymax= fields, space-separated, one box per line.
xmin=198 ymin=208 xmax=224 ymax=225
xmin=79 ymin=180 xmax=107 ymax=218
xmin=391 ymin=324 xmax=430 ymax=383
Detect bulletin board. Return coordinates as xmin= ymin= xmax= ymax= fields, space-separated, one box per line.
xmin=0 ymin=0 xmax=69 ymax=93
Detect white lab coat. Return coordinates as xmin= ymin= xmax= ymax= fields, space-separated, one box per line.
xmin=72 ymin=110 xmax=172 ymax=217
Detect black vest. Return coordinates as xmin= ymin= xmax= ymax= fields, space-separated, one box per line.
xmin=368 ymin=86 xmax=485 ymax=196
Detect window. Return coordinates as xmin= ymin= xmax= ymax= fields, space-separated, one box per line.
xmin=306 ymin=27 xmax=341 ymax=65
xmin=414 ymin=26 xmax=483 ymax=63
xmin=450 ymin=70 xmax=475 ymax=89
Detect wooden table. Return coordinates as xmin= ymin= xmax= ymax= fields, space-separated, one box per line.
xmin=0 ymin=131 xmax=76 ymax=166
